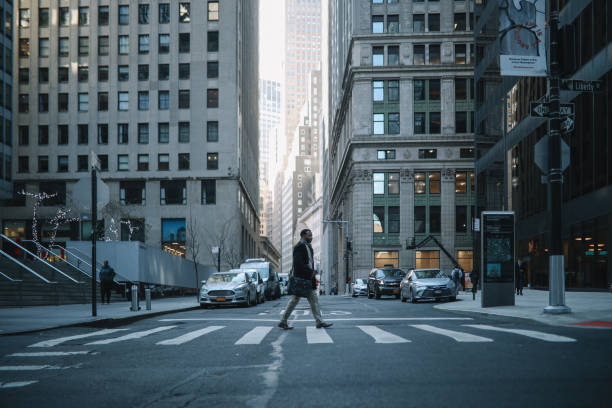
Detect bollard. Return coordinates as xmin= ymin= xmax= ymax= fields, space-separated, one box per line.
xmin=131 ymin=284 xmax=138 ymax=311
xmin=145 ymin=287 xmax=151 ymax=310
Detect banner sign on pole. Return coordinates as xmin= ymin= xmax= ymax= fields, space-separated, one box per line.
xmin=499 ymin=0 xmax=547 ymax=77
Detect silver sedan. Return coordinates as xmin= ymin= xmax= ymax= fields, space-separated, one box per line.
xmin=200 ymin=270 xmax=258 ymax=308
xmin=400 ymin=269 xmax=457 ymax=303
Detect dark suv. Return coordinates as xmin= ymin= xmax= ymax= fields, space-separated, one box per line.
xmin=367 ymin=268 xmax=406 ymax=299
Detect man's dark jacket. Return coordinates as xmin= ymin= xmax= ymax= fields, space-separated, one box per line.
xmin=292 ymin=240 xmax=316 ymax=281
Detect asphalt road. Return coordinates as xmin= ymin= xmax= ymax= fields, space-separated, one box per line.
xmin=1 ymin=295 xmax=611 ymax=408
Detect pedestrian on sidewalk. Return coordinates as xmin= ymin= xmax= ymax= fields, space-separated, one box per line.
xmin=470 ymin=267 xmax=480 ymax=300
xmin=278 ymin=229 xmax=332 ymax=330
xmin=460 ymin=266 xmax=466 ymax=291
xmin=99 ymin=260 xmax=116 ymax=304
xmin=451 ymin=265 xmax=463 ymax=295
xmin=515 ymin=259 xmax=526 ymax=295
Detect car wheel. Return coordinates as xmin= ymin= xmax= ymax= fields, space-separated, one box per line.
xmin=450 ymin=296 xmax=456 ymax=301
xmin=400 ymin=291 xmax=407 ymax=303
xmin=200 ymin=304 xmax=208 ymax=309
xmin=411 ymin=289 xmax=417 ymax=304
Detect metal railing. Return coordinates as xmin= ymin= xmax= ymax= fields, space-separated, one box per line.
xmin=0 ymin=248 xmax=53 ymax=283
xmin=0 ymin=234 xmax=80 ymax=284
xmin=60 ymin=244 xmax=131 ymax=286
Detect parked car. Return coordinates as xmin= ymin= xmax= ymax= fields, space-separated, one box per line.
xmin=400 ymin=268 xmax=456 ymax=303
xmin=199 ymin=270 xmax=257 ymax=308
xmin=367 ymin=268 xmax=406 ymax=299
xmin=351 ymin=278 xmax=368 ymax=297
xmin=243 ymin=268 xmax=265 ymax=304
xmin=240 ymin=259 xmax=281 ymax=300
xmin=278 ymin=273 xmax=289 ymax=296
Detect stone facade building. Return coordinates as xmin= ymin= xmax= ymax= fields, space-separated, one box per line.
xmin=326 ymin=0 xmax=475 ymax=292
xmin=3 ymin=0 xmax=260 ymax=269
xmin=0 ymin=0 xmax=12 ymax=200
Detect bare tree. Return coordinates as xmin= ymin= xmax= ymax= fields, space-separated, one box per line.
xmin=186 ymin=207 xmax=203 ymax=302
xmin=202 ymin=216 xmax=243 ymax=270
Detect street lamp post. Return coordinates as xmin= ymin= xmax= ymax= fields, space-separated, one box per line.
xmin=90 ymin=152 xmax=100 ymax=317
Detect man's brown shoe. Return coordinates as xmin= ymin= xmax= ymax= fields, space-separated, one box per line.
xmin=278 ymin=322 xmax=294 ymax=330
xmin=316 ymin=322 xmax=333 ymax=329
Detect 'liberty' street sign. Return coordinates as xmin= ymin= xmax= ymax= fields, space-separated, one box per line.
xmin=561 ymin=79 xmax=602 ymax=92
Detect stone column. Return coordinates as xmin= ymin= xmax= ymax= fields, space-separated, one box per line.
xmin=400 ymin=168 xmax=415 ymax=270
xmin=351 ymin=169 xmax=373 ymax=279
xmin=441 ymin=76 xmax=455 ymax=136
xmin=400 ymin=78 xmax=414 ymax=137
xmin=441 ymin=168 xmax=456 ymax=271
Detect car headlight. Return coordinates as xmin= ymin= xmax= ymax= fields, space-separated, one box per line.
xmin=235 ymin=285 xmax=247 ymax=292
xmin=377 ymin=279 xmax=384 ymax=285
xmin=200 ymin=287 xmax=208 ymax=294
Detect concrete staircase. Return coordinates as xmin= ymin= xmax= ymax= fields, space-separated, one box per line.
xmin=0 ymin=256 xmax=125 ymax=307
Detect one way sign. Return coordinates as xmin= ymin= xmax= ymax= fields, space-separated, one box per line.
xmin=530 ymin=102 xmax=575 ymax=118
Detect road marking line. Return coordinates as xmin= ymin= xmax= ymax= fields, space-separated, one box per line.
xmin=86 ymin=326 xmax=177 ymax=345
xmin=411 ymin=324 xmax=493 ymax=342
xmin=156 ymin=326 xmax=224 ymax=346
xmin=159 ymin=317 xmax=473 ymax=323
xmin=0 ymin=381 xmax=39 ymax=388
xmin=306 ymin=327 xmax=333 ymax=344
xmin=8 ymin=351 xmax=93 ymax=357
xmin=28 ymin=328 xmax=129 ymax=348
xmin=357 ymin=326 xmax=410 ymax=344
xmin=0 ymin=365 xmax=81 ymax=371
xmin=235 ymin=326 xmax=273 ymax=345
xmin=464 ymin=324 xmax=577 ymax=342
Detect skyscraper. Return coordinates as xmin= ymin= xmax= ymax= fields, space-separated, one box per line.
xmin=0 ymin=0 xmax=12 ymax=200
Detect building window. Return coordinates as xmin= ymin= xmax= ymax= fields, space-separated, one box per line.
xmin=158 ymin=154 xmax=170 ymax=171
xmin=388 ymin=15 xmax=399 ymax=33
xmin=419 ymin=149 xmax=438 ymax=160
xmin=373 ymin=172 xmax=399 ymax=195
xmin=455 ymin=44 xmax=467 ymax=64
xmin=98 ymin=36 xmax=109 ymax=55
xmin=57 ymin=125 xmax=68 ymax=145
xmin=455 ymin=171 xmax=468 ymax=194
xmin=207 ymin=153 xmax=219 ymax=170
xmin=117 ymin=155 xmax=129 ymax=171
xmin=159 ymin=34 xmax=170 ymax=53
xmin=206 ymin=61 xmax=219 ymax=78
xmin=207 ymin=121 xmax=219 ymax=142
xmin=138 ymin=92 xmax=149 ymax=111
xmin=138 ymin=65 xmax=149 ymax=81
xmin=414 ymin=44 xmax=425 ymax=65
xmin=208 ymin=1 xmax=219 ymax=21
xmin=179 ymin=3 xmax=191 ymax=23
xmin=373 ymin=80 xmax=400 ymax=135
xmin=39 ymin=94 xmax=49 ymax=112
xmin=121 ymin=219 xmax=145 ymax=242
xmin=57 ymin=156 xmax=69 ymax=173
xmin=18 ymin=126 xmax=29 ymax=146
xmin=388 ymin=113 xmax=400 ymax=134
xmin=78 ymin=66 xmax=88 ymax=82
xmin=98 ymin=124 xmax=108 ymax=145
xmin=39 ymin=8 xmax=50 ymax=27
xmin=38 ymin=68 xmax=49 ymax=84
xmin=38 ymin=156 xmax=49 ymax=173
xmin=57 ymin=67 xmax=68 ymax=83
xmin=159 ymin=3 xmax=170 ymax=23
xmin=373 ymin=206 xmax=385 ymax=233
xmin=77 ymin=155 xmax=88 ymax=172
xmin=119 ymin=182 xmax=147 ymax=205
xmin=138 ymin=4 xmax=149 ymax=24
xmin=158 ymin=123 xmax=169 ymax=143
xmin=38 ymin=126 xmax=49 ymax=145
xmin=78 ymin=37 xmax=89 ymax=56
xmin=99 ymin=6 xmax=109 ymax=26
xmin=19 ymin=68 xmax=29 ymax=84
xmin=19 ymin=9 xmax=31 ymax=28
xmin=58 ymin=37 xmax=69 ymax=57
xmin=19 ymin=39 xmax=30 ymax=58
xmin=178 ymin=153 xmax=190 ymax=170
xmin=118 ymin=124 xmax=129 ymax=144
xmin=178 ymin=122 xmax=190 ymax=143
xmin=39 ymin=38 xmax=50 ymax=57
xmin=138 ymin=35 xmax=149 ymax=54
xmin=179 ymin=63 xmax=190 ymax=80
xmin=456 ymin=112 xmax=468 ymax=133
xmin=118 ymin=92 xmax=129 ymax=111
xmin=372 ymin=15 xmax=384 ymax=33
xmin=159 ymin=64 xmax=169 ymax=80
xmin=138 ymin=124 xmax=149 ymax=144
xmin=460 ymin=148 xmax=474 ymax=158
xmin=377 ymin=150 xmax=396 ymax=160
xmin=137 ymin=155 xmax=149 ymax=171
xmin=373 ymin=81 xmax=384 ymax=102
xmin=372 ymin=46 xmax=384 ymax=66
xmin=78 ymin=93 xmax=88 ymax=111
xmin=416 ymin=250 xmax=440 ymax=269
xmin=119 ymin=5 xmax=129 ymax=25
xmin=414 ymin=79 xmax=441 ymax=134
xmin=161 ymin=181 xmax=187 ymax=205
xmin=78 ymin=124 xmax=88 ymax=145
xmin=98 ymin=155 xmax=108 ymax=171
xmin=373 ymin=113 xmax=385 ymax=135
xmin=19 ymin=94 xmax=29 ymax=113
xmin=428 ymin=13 xmax=440 ymax=32
xmin=78 ymin=7 xmax=89 ymax=26
xmin=178 ymin=90 xmax=190 ymax=109
xmin=18 ymin=157 xmax=29 ymax=173
xmin=388 ymin=45 xmax=399 ymax=65
xmin=208 ymin=31 xmax=219 ymax=52
xmin=207 ymin=89 xmax=219 ymax=108
xmin=58 ymin=93 xmax=69 ymax=112
xmin=118 ymin=36 xmax=129 ymax=54
xmin=59 ymin=7 xmax=69 ymax=26
xmin=202 ymin=180 xmax=216 ymax=204
xmin=429 ymin=44 xmax=441 ymax=64
xmin=179 ymin=33 xmax=190 ymax=53
xmin=158 ymin=91 xmax=170 ymax=110
xmin=98 ymin=66 xmax=109 ymax=82
xmin=413 ymin=14 xmax=425 ymax=32
xmin=454 ymin=13 xmax=466 ymax=31
xmin=414 ymin=206 xmax=425 ymax=233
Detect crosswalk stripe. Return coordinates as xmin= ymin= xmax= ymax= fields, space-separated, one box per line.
xmin=28 ymin=328 xmax=129 ymax=348
xmin=0 ymin=365 xmax=63 ymax=371
xmin=156 ymin=326 xmax=225 ymax=346
xmin=8 ymin=351 xmax=92 ymax=357
xmin=86 ymin=326 xmax=177 ymax=345
xmin=0 ymin=381 xmax=39 ymax=388
xmin=306 ymin=326 xmax=333 ymax=344
xmin=357 ymin=326 xmax=410 ymax=344
xmin=235 ymin=326 xmax=273 ymax=345
xmin=463 ymin=324 xmax=577 ymax=342
xmin=411 ymin=324 xmax=493 ymax=342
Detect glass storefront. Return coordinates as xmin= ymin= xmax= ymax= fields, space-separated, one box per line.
xmin=374 ymin=250 xmax=398 ymax=268
xmin=416 ymin=250 xmax=439 ymax=269
xmin=162 ymin=218 xmax=186 ymax=257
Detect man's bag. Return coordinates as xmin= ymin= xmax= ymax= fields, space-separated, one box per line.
xmin=288 ymin=276 xmax=312 ymax=298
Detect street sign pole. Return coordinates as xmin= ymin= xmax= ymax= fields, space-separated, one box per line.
xmin=91 ymin=162 xmax=97 ymax=317
xmin=545 ymin=0 xmax=570 ymax=314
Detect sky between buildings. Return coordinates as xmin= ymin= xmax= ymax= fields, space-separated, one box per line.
xmin=259 ymin=0 xmax=285 ymax=79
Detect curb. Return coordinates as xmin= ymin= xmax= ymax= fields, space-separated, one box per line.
xmin=0 ymin=305 xmax=201 ymax=337
xmin=433 ymin=303 xmax=547 ymax=326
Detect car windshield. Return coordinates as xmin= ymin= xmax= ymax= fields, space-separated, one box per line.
xmin=208 ymin=273 xmax=245 ymax=284
xmin=247 ymin=272 xmax=258 ymax=281
xmin=242 ymin=263 xmax=269 ymax=279
xmin=414 ymin=270 xmax=447 ymax=279
xmin=356 ymin=279 xmax=366 ymax=285
xmin=382 ymin=269 xmax=405 ymax=278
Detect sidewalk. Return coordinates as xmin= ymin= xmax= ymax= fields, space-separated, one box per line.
xmin=435 ymin=288 xmax=612 ymax=328
xmin=0 ymin=297 xmax=201 ymax=335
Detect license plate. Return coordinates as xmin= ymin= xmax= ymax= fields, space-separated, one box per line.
xmin=434 ymin=290 xmax=442 ymax=295
xmin=393 ymin=289 xmax=399 ymax=294
xmin=216 ymin=297 xmax=226 ymax=302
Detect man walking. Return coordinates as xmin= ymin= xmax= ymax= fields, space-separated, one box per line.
xmin=99 ymin=260 xmax=116 ymax=304
xmin=451 ymin=265 xmax=463 ymax=295
xmin=279 ymin=229 xmax=332 ymax=330
xmin=515 ymin=259 xmax=526 ymax=295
